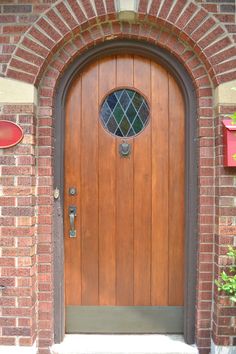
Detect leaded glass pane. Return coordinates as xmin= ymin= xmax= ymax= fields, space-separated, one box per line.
xmin=100 ymin=89 xmax=149 ymax=138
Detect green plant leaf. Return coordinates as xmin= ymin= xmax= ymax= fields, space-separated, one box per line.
xmin=215 ymin=246 xmax=236 ymax=300
xmin=226 ymin=112 xmax=236 ymax=125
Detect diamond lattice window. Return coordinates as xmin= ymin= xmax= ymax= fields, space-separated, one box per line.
xmin=100 ymin=89 xmax=150 ymax=137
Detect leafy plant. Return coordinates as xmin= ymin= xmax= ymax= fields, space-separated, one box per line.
xmin=215 ymin=246 xmax=236 ymax=303
xmin=227 ymin=112 xmax=236 ymax=125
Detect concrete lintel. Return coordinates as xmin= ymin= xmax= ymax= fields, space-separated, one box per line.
xmin=0 ymin=77 xmax=38 ymax=104
xmin=214 ymin=80 xmax=236 ymax=106
xmin=117 ymin=0 xmax=137 ymax=21
xmin=211 ymin=340 xmax=236 ymax=354
xmin=118 ymin=0 xmax=137 ymax=12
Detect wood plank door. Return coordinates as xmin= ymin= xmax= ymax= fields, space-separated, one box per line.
xmin=64 ymin=54 xmax=185 ymax=333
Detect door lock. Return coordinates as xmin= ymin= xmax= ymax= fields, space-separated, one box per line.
xmin=69 ymin=187 xmax=77 ymax=196
xmin=69 ymin=206 xmax=77 ymax=238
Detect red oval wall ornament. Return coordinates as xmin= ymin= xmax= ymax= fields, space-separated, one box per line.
xmin=0 ymin=121 xmax=24 ymax=149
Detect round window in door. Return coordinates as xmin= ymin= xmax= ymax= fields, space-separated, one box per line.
xmin=100 ymin=89 xmax=150 ymax=137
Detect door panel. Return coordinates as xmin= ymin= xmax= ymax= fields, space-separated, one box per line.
xmin=151 ymin=62 xmax=169 ymax=306
xmin=168 ymin=74 xmax=185 ymax=305
xmin=64 ymin=54 xmax=185 ymax=332
xmin=81 ymin=64 xmax=99 ymax=305
xmin=98 ymin=57 xmax=116 ymax=306
xmin=64 ymin=77 xmax=82 ymax=306
xmin=116 ymin=55 xmax=134 ymax=306
xmin=133 ymin=57 xmax=151 ymax=306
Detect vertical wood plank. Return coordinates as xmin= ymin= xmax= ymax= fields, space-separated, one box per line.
xmin=168 ymin=74 xmax=185 ymax=306
xmin=151 ymin=62 xmax=169 ymax=305
xmin=133 ymin=56 xmax=151 ymax=305
xmin=81 ymin=62 xmax=99 ymax=305
xmin=64 ymin=77 xmax=82 ymax=305
xmin=98 ymin=56 xmax=116 ymax=305
xmin=64 ymin=54 xmax=185 ymax=312
xmin=116 ymin=55 xmax=134 ymax=305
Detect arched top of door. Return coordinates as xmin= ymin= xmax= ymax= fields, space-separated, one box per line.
xmin=57 ymin=40 xmax=197 ymax=121
xmin=53 ymin=39 xmax=198 ymax=347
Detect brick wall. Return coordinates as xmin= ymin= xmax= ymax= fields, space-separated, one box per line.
xmin=0 ymin=1 xmax=236 ymax=354
xmin=0 ymin=104 xmax=37 ymax=346
xmin=213 ymin=102 xmax=236 ymax=347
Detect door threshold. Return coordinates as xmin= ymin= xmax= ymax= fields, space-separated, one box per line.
xmin=51 ymin=334 xmax=199 ymax=354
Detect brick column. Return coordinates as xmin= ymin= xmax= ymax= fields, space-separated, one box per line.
xmin=212 ymin=81 xmax=236 ymax=353
xmin=0 ymin=79 xmax=37 ymax=350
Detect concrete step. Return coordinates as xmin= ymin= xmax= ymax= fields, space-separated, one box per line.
xmin=51 ymin=334 xmax=199 ymax=354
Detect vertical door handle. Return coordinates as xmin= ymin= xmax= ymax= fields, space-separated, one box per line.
xmin=69 ymin=206 xmax=77 ymax=238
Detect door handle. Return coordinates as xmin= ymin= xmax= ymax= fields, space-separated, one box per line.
xmin=69 ymin=206 xmax=77 ymax=238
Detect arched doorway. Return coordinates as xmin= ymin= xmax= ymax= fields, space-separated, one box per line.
xmin=53 ymin=40 xmax=198 ymax=345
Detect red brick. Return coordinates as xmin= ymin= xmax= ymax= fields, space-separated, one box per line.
xmin=94 ymin=0 xmax=106 ymax=16
xmin=2 ymin=166 xmax=32 ymax=176
xmin=15 ymin=47 xmax=45 ymax=66
xmin=3 ymin=5 xmax=32 ymax=13
xmin=184 ymin=9 xmax=208 ymax=35
xmin=80 ymin=0 xmax=95 ymax=18
xmin=149 ymin=0 xmax=161 ymax=16
xmin=159 ymin=0 xmax=173 ymax=19
xmin=37 ymin=18 xmax=62 ymax=42
xmin=204 ymin=37 xmax=232 ymax=58
xmin=167 ymin=0 xmax=187 ymax=23
xmin=105 ymin=0 xmax=115 ymax=13
xmin=0 ymin=297 xmax=15 ymax=306
xmin=191 ymin=17 xmax=216 ymax=42
xmin=2 ymin=206 xmax=34 ymax=217
xmin=0 ymin=257 xmax=15 ymax=266
xmin=7 ymin=69 xmax=35 ymax=84
xmin=138 ymin=0 xmax=148 ymax=13
xmin=0 ymin=197 xmax=16 ymax=206
xmin=0 ymin=337 xmax=16 ymax=345
xmin=46 ymin=10 xmax=70 ymax=35
xmin=10 ymin=58 xmax=39 ymax=75
xmin=67 ymin=0 xmax=86 ymax=23
xmin=21 ymin=37 xmax=49 ymax=59
xmin=3 ymin=25 xmax=29 ymax=34
xmin=0 ymin=278 xmax=15 ymax=287
xmin=215 ymin=59 xmax=236 ymax=74
xmin=0 ymin=15 xmax=17 ymax=23
xmin=0 ymin=237 xmax=15 ymax=246
xmin=215 ymin=13 xmax=235 ymax=23
xmin=29 ymin=27 xmax=55 ymax=49
xmin=198 ymin=26 xmax=225 ymax=50
xmin=56 ymin=2 xmax=78 ymax=30
xmin=176 ymin=2 xmax=198 ymax=29
xmin=2 ymin=327 xmax=31 ymax=336
xmin=0 ymin=318 xmax=16 ymax=326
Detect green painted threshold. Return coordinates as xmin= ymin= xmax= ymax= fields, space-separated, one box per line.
xmin=66 ymin=306 xmax=183 ymax=334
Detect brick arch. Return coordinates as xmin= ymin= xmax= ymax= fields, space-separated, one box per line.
xmin=35 ymin=34 xmax=216 ymax=354
xmin=6 ymin=0 xmax=236 ymax=87
xmin=9 ymin=2 xmax=228 ymax=353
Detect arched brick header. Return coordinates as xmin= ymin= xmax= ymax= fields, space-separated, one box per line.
xmin=35 ymin=37 xmax=216 ymax=354
xmin=5 ymin=0 xmax=236 ymax=87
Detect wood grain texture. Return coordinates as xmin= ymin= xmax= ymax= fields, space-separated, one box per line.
xmin=116 ymin=55 xmax=134 ymax=305
xmin=98 ymin=57 xmax=116 ymax=305
xmin=133 ymin=56 xmax=151 ymax=305
xmin=64 ymin=55 xmax=185 ymax=310
xmin=168 ymin=74 xmax=185 ymax=306
xmin=151 ymin=62 xmax=169 ymax=306
xmin=64 ymin=76 xmax=82 ymax=305
xmin=81 ymin=62 xmax=99 ymax=305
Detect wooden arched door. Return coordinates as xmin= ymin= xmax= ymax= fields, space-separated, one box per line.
xmin=64 ymin=54 xmax=185 ymax=333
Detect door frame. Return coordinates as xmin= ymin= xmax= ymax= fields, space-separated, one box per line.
xmin=53 ymin=40 xmax=198 ymax=345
